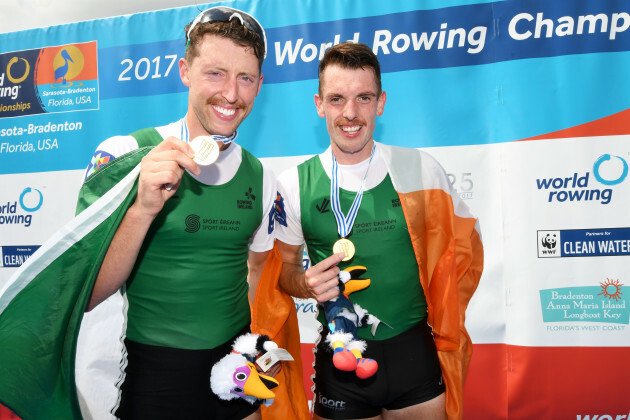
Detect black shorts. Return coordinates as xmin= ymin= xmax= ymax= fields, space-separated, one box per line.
xmin=313 ymin=319 xmax=445 ymax=419
xmin=115 ymin=327 xmax=259 ymax=420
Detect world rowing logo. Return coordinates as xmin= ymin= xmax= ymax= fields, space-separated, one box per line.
xmin=19 ymin=187 xmax=43 ymax=212
xmin=0 ymin=187 xmax=43 ymax=228
xmin=6 ymin=57 xmax=30 ymax=84
xmin=536 ymin=153 xmax=628 ymax=206
xmin=592 ymin=154 xmax=628 ymax=186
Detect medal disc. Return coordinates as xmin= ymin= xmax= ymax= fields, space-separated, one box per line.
xmin=190 ymin=136 xmax=220 ymax=166
xmin=333 ymin=238 xmax=355 ymax=261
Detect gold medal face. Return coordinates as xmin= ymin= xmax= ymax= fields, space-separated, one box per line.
xmin=333 ymin=238 xmax=355 ymax=261
xmin=190 ymin=136 xmax=220 ymax=166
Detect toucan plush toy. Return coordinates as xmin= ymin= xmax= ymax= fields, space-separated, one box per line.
xmin=210 ymin=333 xmax=280 ymax=406
xmin=322 ymin=266 xmax=385 ymax=379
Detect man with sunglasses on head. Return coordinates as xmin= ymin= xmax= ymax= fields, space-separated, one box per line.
xmin=79 ymin=7 xmax=295 ymax=419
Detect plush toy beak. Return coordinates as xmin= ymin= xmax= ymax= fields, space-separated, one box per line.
xmin=243 ymin=362 xmax=279 ymax=400
xmin=342 ymin=266 xmax=371 ymax=295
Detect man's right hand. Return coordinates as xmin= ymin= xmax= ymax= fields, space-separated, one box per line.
xmin=277 ymin=240 xmax=346 ymax=302
xmin=133 ymin=136 xmax=199 ymax=219
xmin=304 ymin=252 xmax=345 ymax=302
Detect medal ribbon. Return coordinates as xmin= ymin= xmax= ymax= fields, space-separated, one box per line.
xmin=330 ymin=144 xmax=376 ymax=238
xmin=181 ymin=117 xmax=238 ymax=144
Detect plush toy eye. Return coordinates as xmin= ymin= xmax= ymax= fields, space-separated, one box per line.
xmin=235 ymin=372 xmax=247 ymax=381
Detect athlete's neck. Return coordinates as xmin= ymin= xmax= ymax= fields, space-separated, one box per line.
xmin=331 ymin=140 xmax=375 ymax=165
xmin=185 ymin=114 xmax=234 ymax=151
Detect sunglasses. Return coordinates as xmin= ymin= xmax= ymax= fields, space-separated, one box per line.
xmin=186 ymin=6 xmax=267 ymax=58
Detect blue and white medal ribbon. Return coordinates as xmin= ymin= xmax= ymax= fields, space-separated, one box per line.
xmin=330 ymin=144 xmax=376 ymax=261
xmin=183 ymin=117 xmax=238 ymax=166
xmin=181 ymin=117 xmax=238 ymax=145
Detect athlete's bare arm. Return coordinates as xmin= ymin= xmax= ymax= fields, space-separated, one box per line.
xmin=276 ymin=240 xmax=344 ymax=303
xmin=246 ymin=249 xmax=271 ymax=304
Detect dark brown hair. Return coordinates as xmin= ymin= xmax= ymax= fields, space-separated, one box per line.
xmin=184 ymin=19 xmax=265 ymax=72
xmin=318 ymin=42 xmax=382 ymax=95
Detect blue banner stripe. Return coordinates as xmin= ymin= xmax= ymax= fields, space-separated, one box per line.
xmin=96 ymin=0 xmax=630 ymax=97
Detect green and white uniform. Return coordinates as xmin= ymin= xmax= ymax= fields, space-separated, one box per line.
xmin=126 ymin=148 xmax=265 ymax=349
xmin=84 ymin=118 xmax=276 ymax=349
xmin=276 ymin=143 xmax=427 ymax=340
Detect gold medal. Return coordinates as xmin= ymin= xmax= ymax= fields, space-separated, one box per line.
xmin=333 ymin=238 xmax=355 ymax=261
xmin=190 ymin=135 xmax=220 ymax=166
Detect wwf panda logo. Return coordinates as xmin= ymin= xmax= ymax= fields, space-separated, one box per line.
xmin=541 ymin=233 xmax=557 ymax=250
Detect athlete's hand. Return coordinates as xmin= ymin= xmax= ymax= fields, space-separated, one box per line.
xmin=133 ymin=137 xmax=199 ymax=219
xmin=305 ymin=253 xmax=345 ymax=303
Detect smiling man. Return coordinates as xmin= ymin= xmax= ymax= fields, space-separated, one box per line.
xmin=275 ymin=42 xmax=484 ymax=420
xmin=79 ymin=6 xmax=284 ymax=419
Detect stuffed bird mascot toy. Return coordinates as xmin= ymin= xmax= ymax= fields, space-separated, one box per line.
xmin=322 ymin=266 xmax=385 ymax=379
xmin=210 ymin=333 xmax=280 ymax=406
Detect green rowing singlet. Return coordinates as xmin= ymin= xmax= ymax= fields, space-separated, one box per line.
xmin=125 ymin=146 xmax=264 ymax=350
xmin=298 ymin=156 xmax=427 ymax=340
